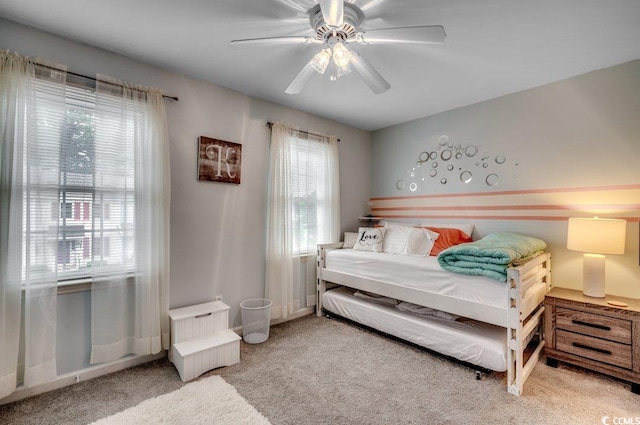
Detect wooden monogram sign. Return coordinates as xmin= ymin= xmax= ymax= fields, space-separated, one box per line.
xmin=198 ymin=136 xmax=242 ymax=184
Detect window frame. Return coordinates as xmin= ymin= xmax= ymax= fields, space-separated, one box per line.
xmin=289 ymin=135 xmax=328 ymax=257
xmin=31 ymin=80 xmax=138 ymax=285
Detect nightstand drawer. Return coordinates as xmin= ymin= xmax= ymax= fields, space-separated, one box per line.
xmin=556 ymin=329 xmax=632 ymax=369
xmin=556 ymin=307 xmax=631 ymax=344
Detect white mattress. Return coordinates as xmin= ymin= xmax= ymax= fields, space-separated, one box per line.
xmin=322 ymin=287 xmax=508 ymax=371
xmin=325 ymin=249 xmax=507 ymax=309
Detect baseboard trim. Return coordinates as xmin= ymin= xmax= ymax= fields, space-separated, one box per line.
xmin=270 ymin=306 xmax=315 ymax=326
xmin=230 ymin=306 xmax=315 ymax=335
xmin=0 ymin=351 xmax=167 ymax=406
xmin=2 ymin=308 xmax=316 ymax=405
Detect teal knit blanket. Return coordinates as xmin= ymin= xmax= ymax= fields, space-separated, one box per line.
xmin=437 ymin=232 xmax=547 ymax=282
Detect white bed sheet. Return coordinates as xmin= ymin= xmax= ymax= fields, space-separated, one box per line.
xmin=325 ymin=249 xmax=507 ymax=309
xmin=322 ymin=287 xmax=507 ymax=371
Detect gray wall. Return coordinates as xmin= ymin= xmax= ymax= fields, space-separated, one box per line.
xmin=371 ymin=60 xmax=640 ymax=298
xmin=1 ymin=18 xmax=371 ymax=375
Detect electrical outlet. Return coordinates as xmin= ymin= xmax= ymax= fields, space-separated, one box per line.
xmin=215 ymin=295 xmax=223 ymax=302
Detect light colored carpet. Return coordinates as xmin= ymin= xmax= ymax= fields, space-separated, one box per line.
xmin=1 ymin=314 xmax=639 ymax=425
xmin=89 ymin=375 xmax=270 ymax=425
xmin=222 ymin=315 xmax=640 ymax=425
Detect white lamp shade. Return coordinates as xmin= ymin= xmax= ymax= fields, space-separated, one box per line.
xmin=566 ymin=217 xmax=626 ymax=255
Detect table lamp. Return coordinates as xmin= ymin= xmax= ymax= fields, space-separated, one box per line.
xmin=566 ymin=217 xmax=626 ymax=298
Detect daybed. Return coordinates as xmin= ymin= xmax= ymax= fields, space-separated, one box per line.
xmin=316 ymin=226 xmax=551 ymax=396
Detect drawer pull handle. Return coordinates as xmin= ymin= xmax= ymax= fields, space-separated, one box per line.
xmin=571 ymin=319 xmax=610 ymax=331
xmin=571 ymin=342 xmax=611 ymax=355
xmin=195 ymin=312 xmax=212 ymax=319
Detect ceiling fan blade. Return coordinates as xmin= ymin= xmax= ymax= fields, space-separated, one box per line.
xmin=285 ymin=62 xmax=316 ymax=94
xmin=357 ymin=25 xmax=446 ymax=45
xmin=318 ymin=0 xmax=343 ymax=28
xmin=349 ymin=52 xmax=390 ymax=95
xmin=230 ymin=36 xmax=317 ymax=46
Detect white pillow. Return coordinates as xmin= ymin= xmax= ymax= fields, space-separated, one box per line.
xmin=406 ymin=228 xmax=429 ymax=254
xmin=353 ymin=227 xmax=386 ymax=253
xmin=342 ymin=232 xmax=358 ymax=249
xmin=412 ymin=227 xmax=440 ymax=256
xmin=380 ymin=220 xmax=417 ymax=228
xmin=382 ymin=226 xmax=415 ymax=254
xmin=418 ymin=223 xmax=474 ymax=238
xmin=382 ymin=226 xmax=438 ymax=256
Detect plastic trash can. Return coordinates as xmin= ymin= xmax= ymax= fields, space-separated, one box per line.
xmin=240 ymin=298 xmax=272 ymax=344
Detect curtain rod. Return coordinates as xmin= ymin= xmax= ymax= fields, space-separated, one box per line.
xmin=266 ymin=121 xmax=340 ymax=142
xmin=35 ymin=61 xmax=179 ymax=101
xmin=66 ymin=71 xmax=179 ymax=101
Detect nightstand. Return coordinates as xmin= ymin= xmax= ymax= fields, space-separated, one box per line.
xmin=544 ymin=287 xmax=640 ymax=394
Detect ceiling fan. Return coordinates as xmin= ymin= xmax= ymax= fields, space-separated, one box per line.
xmin=230 ymin=0 xmax=446 ymax=95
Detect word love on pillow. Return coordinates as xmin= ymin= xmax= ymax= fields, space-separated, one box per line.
xmin=353 ymin=227 xmax=386 ymax=253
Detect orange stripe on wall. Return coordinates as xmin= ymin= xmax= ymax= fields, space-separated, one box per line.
xmin=380 ymin=214 xmax=569 ymax=221
xmin=373 ymin=204 xmax=640 ymax=212
xmin=378 ymin=214 xmax=640 ymax=222
xmin=370 ymin=184 xmax=640 ymax=222
xmin=371 ymin=183 xmax=640 ymax=201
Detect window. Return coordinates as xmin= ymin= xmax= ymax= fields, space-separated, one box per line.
xmin=291 ymin=138 xmax=324 ymax=255
xmin=59 ymin=202 xmax=73 ymax=219
xmin=2 ymin=51 xmax=171 ymax=374
xmin=265 ymin=122 xmax=339 ymax=320
xmin=49 ymin=84 xmax=136 ymax=281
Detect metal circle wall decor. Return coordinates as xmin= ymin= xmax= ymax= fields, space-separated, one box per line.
xmin=465 ymin=145 xmax=479 ymax=157
xmin=486 ymin=174 xmax=499 ymax=186
xmin=398 ymin=134 xmax=518 ymax=192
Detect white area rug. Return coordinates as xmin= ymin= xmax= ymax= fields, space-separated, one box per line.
xmin=90 ymin=375 xmax=271 ymax=425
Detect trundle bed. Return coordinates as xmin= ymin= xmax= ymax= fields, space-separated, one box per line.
xmin=316 ymin=236 xmax=551 ymax=396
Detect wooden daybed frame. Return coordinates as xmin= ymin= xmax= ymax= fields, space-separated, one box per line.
xmin=316 ymin=242 xmax=551 ymax=396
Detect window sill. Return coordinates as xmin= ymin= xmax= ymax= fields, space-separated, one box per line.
xmin=57 ymin=278 xmax=92 ymax=295
xmin=56 ymin=275 xmax=135 ymax=295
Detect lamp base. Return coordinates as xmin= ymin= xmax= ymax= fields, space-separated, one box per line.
xmin=582 ymin=253 xmax=605 ymax=298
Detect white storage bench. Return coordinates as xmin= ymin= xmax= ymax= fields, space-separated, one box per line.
xmin=169 ymin=301 xmax=240 ymax=382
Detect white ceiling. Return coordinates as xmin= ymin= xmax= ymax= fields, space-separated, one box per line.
xmin=1 ymin=0 xmax=640 ymax=131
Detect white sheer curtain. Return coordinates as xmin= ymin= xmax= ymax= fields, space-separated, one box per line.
xmin=0 ymin=52 xmax=171 ymax=397
xmin=90 ymin=76 xmax=170 ymax=364
xmin=265 ymin=122 xmax=340 ymax=320
xmin=0 ymin=51 xmax=65 ymax=398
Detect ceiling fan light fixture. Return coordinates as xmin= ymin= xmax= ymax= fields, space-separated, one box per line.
xmin=332 ymin=42 xmax=351 ymax=68
xmin=310 ymin=48 xmax=331 ymax=74
xmin=335 ymin=61 xmax=351 ymax=78
xmin=232 ymin=1 xmax=445 ymax=95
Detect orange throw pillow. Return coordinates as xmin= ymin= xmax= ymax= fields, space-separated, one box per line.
xmin=423 ymin=227 xmax=473 ymax=256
